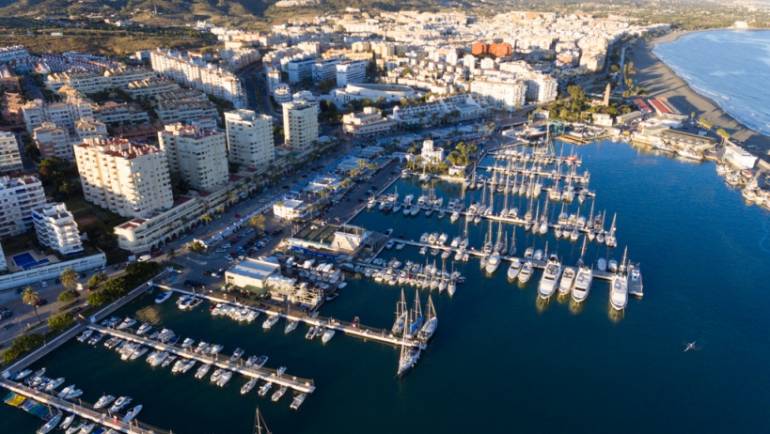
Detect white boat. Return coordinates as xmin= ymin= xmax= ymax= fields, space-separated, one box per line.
xmin=194 ymin=364 xmax=211 ymax=380
xmin=58 ymin=385 xmax=83 ymax=400
xmin=241 ymin=378 xmax=258 ymax=395
xmin=37 ymin=411 xmax=62 ymax=434
xmin=262 ymin=315 xmax=280 ymax=330
xmin=321 ymin=328 xmax=336 ymax=344
xmin=537 ymin=255 xmax=562 ymax=298
xmin=506 ymin=258 xmax=522 ymax=281
xmin=284 ymin=320 xmax=299 ymax=334
xmin=116 ymin=317 xmax=136 ymax=330
xmin=109 ymin=396 xmax=132 ymax=414
xmin=597 ymin=258 xmax=607 ymax=272
xmin=75 ymin=422 xmax=94 ymax=434
xmin=572 ymin=265 xmax=593 ymax=303
xmin=558 ymin=266 xmax=576 ymax=295
xmin=154 ymin=291 xmax=172 ymax=304
xmin=14 ymin=369 xmax=32 ymax=381
xmin=258 ymin=381 xmax=273 ymax=397
xmin=122 ymin=404 xmax=143 ymax=423
xmin=59 ymin=414 xmax=75 ymax=430
xmin=271 ymin=386 xmax=288 ymax=402
xmin=136 ymin=323 xmax=152 ymax=335
xmin=610 ymin=273 xmax=628 ymax=310
xmin=94 ymin=394 xmax=115 ymax=410
xmin=485 ymin=253 xmax=501 ymax=275
xmin=44 ymin=377 xmax=65 ymax=392
xmin=518 ymin=261 xmax=534 ymax=284
xmin=217 ymin=370 xmax=233 ymax=387
xmin=290 ymin=393 xmax=307 ymax=410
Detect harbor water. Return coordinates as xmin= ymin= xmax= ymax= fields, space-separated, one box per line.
xmin=654 ymin=29 xmax=770 ymax=136
xmin=4 ymin=141 xmax=770 ymax=434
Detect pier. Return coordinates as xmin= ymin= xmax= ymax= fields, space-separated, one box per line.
xmin=0 ymin=378 xmax=167 ymax=434
xmin=155 ymin=285 xmax=425 ymax=349
xmin=486 ymin=151 xmax=583 ymax=167
xmin=477 ymin=165 xmax=590 ymax=184
xmin=88 ymin=324 xmax=316 ymax=394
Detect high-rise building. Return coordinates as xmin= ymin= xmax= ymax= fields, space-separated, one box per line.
xmin=0 ymin=175 xmax=47 ymax=239
xmin=158 ymin=123 xmax=229 ymax=192
xmin=336 ymin=61 xmax=368 ymax=87
xmin=0 ymin=131 xmax=22 ymax=173
xmin=282 ymin=99 xmax=319 ymax=155
xmin=224 ymin=109 xmax=275 ymax=171
xmin=470 ymin=79 xmax=527 ymax=110
xmin=33 ymin=122 xmax=72 ymax=161
xmin=32 ymin=203 xmax=83 ymax=255
xmin=74 ymin=137 xmax=173 ymax=218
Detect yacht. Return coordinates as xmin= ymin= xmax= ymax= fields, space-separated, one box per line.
xmin=116 ymin=317 xmax=136 ymax=330
xmin=485 ymin=252 xmax=501 ymax=275
xmin=271 ymin=386 xmax=288 ymax=402
xmin=36 ymin=411 xmax=62 ymax=434
xmin=94 ymin=394 xmax=115 ymax=410
xmin=537 ymin=255 xmax=562 ymax=298
xmin=60 ymin=414 xmax=75 ymax=430
xmin=44 ymin=377 xmax=65 ymax=392
xmin=73 ymin=422 xmax=94 ymax=434
xmin=610 ymin=273 xmax=629 ymax=311
xmin=262 ymin=315 xmax=280 ymax=330
xmin=109 ymin=396 xmax=132 ymax=414
xmin=154 ymin=291 xmax=172 ymax=304
xmin=136 ymin=323 xmax=152 ymax=335
xmin=284 ymin=320 xmax=299 ymax=334
xmin=58 ymin=385 xmax=83 ymax=400
xmin=240 ymin=378 xmax=258 ymax=395
xmin=572 ymin=265 xmax=593 ymax=303
xmin=321 ymin=328 xmax=336 ymax=344
xmin=194 ymin=363 xmax=211 ymax=380
xmin=217 ymin=370 xmax=233 ymax=387
xmin=122 ymin=405 xmax=143 ymax=423
xmin=506 ymin=258 xmax=522 ymax=281
xmin=14 ymin=369 xmax=32 ymax=381
xmin=558 ymin=267 xmax=576 ymax=295
xmin=518 ymin=261 xmax=534 ymax=284
xmin=290 ymin=393 xmax=307 ymax=410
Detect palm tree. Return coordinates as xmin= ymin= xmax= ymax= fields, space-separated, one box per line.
xmin=22 ymin=286 xmax=41 ymax=321
xmin=60 ymin=268 xmax=78 ymax=292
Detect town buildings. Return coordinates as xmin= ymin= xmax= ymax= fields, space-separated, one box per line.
xmin=0 ymin=175 xmax=47 ymax=239
xmin=0 ymin=131 xmax=22 ymax=173
xmin=282 ymin=98 xmax=319 ymax=155
xmin=158 ymin=123 xmax=230 ymax=193
xmin=32 ymin=202 xmax=84 ymax=255
xmin=224 ymin=109 xmax=275 ymax=171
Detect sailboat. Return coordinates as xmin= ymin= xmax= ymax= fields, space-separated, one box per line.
xmin=418 ymin=295 xmax=438 ymax=341
xmin=572 ymin=236 xmax=593 ymax=303
xmin=391 ymin=289 xmax=408 ymax=336
xmin=397 ymin=315 xmax=420 ymax=377
xmin=408 ymin=291 xmax=424 ymax=337
xmin=253 ymin=407 xmax=272 ymax=434
xmin=610 ymin=247 xmax=629 ymax=310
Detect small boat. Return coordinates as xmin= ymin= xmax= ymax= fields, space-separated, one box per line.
xmin=241 ymin=378 xmax=258 ymax=395
xmin=122 ymin=405 xmax=143 ymax=423
xmin=258 ymin=381 xmax=273 ymax=397
xmin=136 ymin=323 xmax=152 ymax=335
xmin=76 ymin=330 xmax=93 ymax=343
xmin=217 ymin=370 xmax=233 ymax=387
xmin=558 ymin=266 xmax=576 ymax=295
xmin=75 ymin=422 xmax=94 ymax=434
xmin=194 ymin=364 xmax=211 ymax=380
xmin=60 ymin=414 xmax=75 ymax=430
xmin=262 ymin=315 xmax=280 ymax=330
xmin=154 ymin=291 xmax=173 ymax=304
xmin=230 ymin=348 xmax=245 ymax=362
xmin=284 ymin=320 xmax=299 ymax=334
xmin=597 ymin=258 xmax=607 ymax=272
xmin=518 ymin=261 xmax=534 ymax=284
xmin=44 ymin=377 xmax=65 ymax=392
xmin=58 ymin=385 xmax=83 ymax=400
xmin=94 ymin=394 xmax=116 ymax=410
xmin=116 ymin=317 xmax=136 ymax=330
xmin=321 ymin=328 xmax=336 ymax=344
xmin=290 ymin=393 xmax=307 ymax=410
xmin=271 ymin=386 xmax=288 ymax=402
xmin=14 ymin=369 xmax=33 ymax=381
xmin=37 ymin=411 xmax=62 ymax=434
xmin=109 ymin=396 xmax=132 ymax=413
xmin=506 ymin=258 xmax=522 ymax=281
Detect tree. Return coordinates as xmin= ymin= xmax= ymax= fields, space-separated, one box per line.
xmin=48 ymin=312 xmax=74 ymax=333
xmin=249 ymin=214 xmax=267 ymax=233
xmin=60 ymin=268 xmax=78 ymax=291
xmin=22 ymin=287 xmax=41 ymax=320
xmin=57 ymin=290 xmax=78 ymax=303
xmin=86 ymin=272 xmax=107 ymax=289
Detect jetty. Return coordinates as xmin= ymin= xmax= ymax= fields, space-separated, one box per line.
xmin=89 ymin=324 xmax=316 ymax=394
xmin=0 ymin=378 xmax=167 ymax=434
xmin=155 ymin=285 xmax=425 ymax=349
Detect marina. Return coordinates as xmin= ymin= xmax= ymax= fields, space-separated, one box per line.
xmin=3 ymin=140 xmax=770 ymax=434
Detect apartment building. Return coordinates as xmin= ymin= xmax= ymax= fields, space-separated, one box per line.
xmin=158 ymin=123 xmax=229 ymax=193
xmin=0 ymin=175 xmax=47 ymax=239
xmin=470 ymin=79 xmax=527 ymax=110
xmin=0 ymin=131 xmax=22 ymax=173
xmin=282 ymin=99 xmax=319 ymax=155
xmin=342 ymin=107 xmax=395 ymax=136
xmin=32 ymin=122 xmax=72 ymax=160
xmin=74 ymin=138 xmax=174 ymax=218
xmin=21 ymin=98 xmax=94 ymax=133
xmin=336 ymin=60 xmax=368 ymax=87
xmin=224 ymin=109 xmax=275 ymax=171
xmin=32 ymin=202 xmax=84 ymax=255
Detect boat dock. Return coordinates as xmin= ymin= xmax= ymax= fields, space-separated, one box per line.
xmin=477 ymin=165 xmax=590 ymax=184
xmin=389 ymin=237 xmax=641 ymax=285
xmin=486 ymin=151 xmax=583 ymax=167
xmin=155 ymin=285 xmax=425 ymax=349
xmin=89 ymin=324 xmax=317 ymax=394
xmin=0 ymin=378 xmax=166 ymax=434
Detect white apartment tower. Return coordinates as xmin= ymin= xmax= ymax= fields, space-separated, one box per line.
xmin=224 ymin=109 xmax=275 ymax=171
xmin=0 ymin=175 xmax=47 ymax=239
xmin=74 ymin=138 xmax=173 ymax=218
xmin=158 ymin=123 xmax=229 ymax=193
xmin=282 ymin=99 xmax=319 ymax=156
xmin=32 ymin=203 xmax=84 ymax=255
xmin=0 ymin=131 xmax=22 ymax=173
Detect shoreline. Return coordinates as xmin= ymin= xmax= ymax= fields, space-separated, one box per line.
xmin=631 ymin=30 xmax=770 ymax=160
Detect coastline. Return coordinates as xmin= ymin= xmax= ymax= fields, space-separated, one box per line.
xmin=630 ymin=30 xmax=770 ymax=160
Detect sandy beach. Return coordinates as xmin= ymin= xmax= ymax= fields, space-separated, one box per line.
xmin=630 ymin=31 xmax=770 ymax=158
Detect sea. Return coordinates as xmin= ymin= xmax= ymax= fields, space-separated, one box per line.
xmin=654 ymin=29 xmax=770 ymax=135
xmin=3 ymin=141 xmax=770 ymax=434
